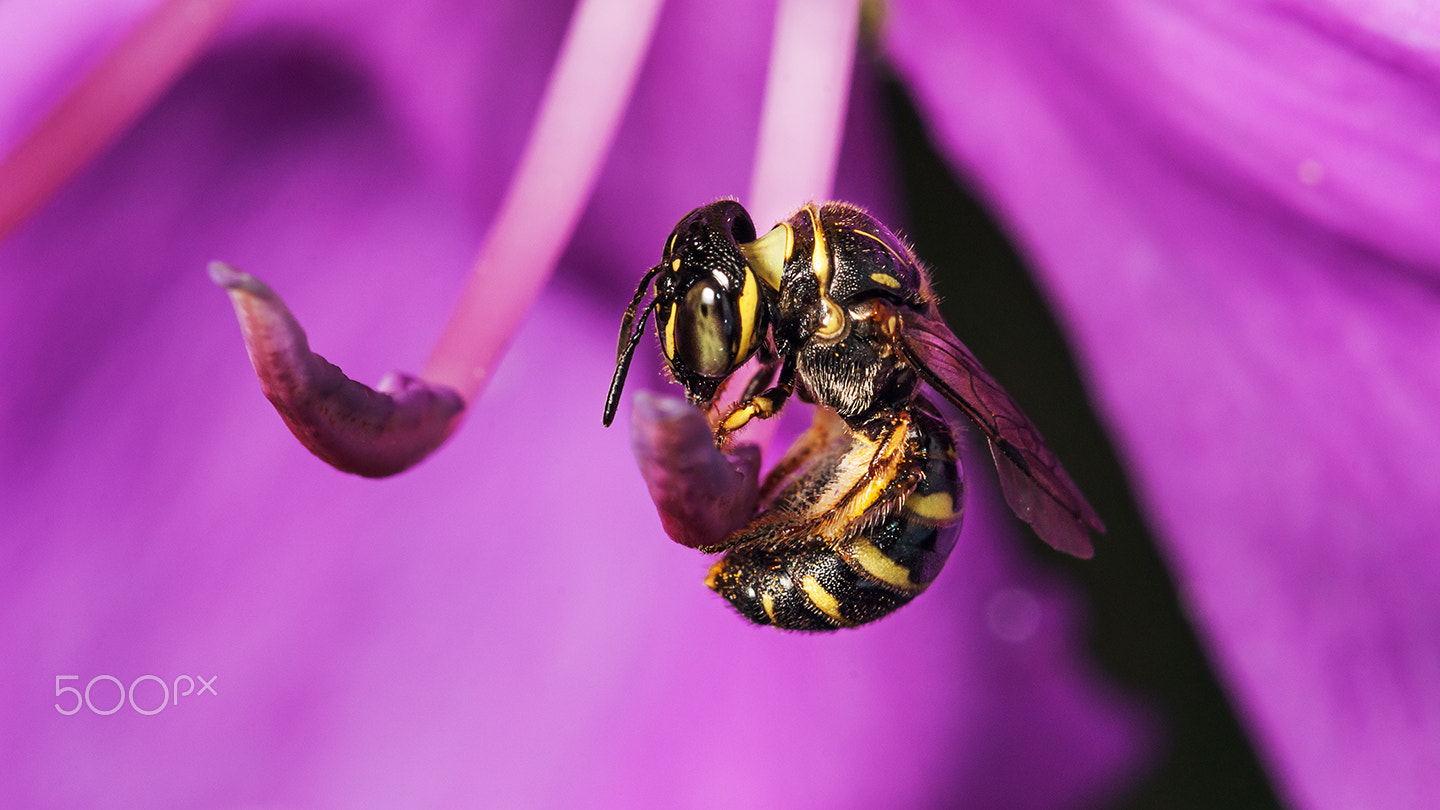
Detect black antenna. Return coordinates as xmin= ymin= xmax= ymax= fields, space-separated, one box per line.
xmin=603 ymin=264 xmax=664 ymax=426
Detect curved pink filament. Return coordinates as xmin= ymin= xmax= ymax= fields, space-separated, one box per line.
xmin=421 ymin=0 xmax=667 ymax=403
xmin=214 ymin=0 xmax=665 ymax=476
xmin=747 ymin=0 xmax=861 ymax=226
xmin=734 ymin=0 xmax=863 ymax=451
xmin=0 ymin=0 xmax=244 ymax=243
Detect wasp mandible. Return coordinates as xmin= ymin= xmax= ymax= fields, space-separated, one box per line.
xmin=604 ymin=200 xmax=1103 ymax=631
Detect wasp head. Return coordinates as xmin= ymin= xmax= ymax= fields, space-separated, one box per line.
xmin=604 ymin=201 xmax=772 ymax=426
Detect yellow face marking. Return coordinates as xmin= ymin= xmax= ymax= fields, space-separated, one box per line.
xmin=870 ymin=272 xmax=901 ymax=289
xmin=662 ymin=302 xmax=677 ymax=359
xmin=800 ymin=576 xmax=846 ymax=624
xmin=761 ymin=593 xmax=777 ymax=623
xmin=739 ymin=224 xmax=791 ymax=291
xmin=734 ymin=268 xmax=760 ymax=360
xmin=806 ymin=205 xmax=846 ymax=341
xmin=850 ymin=538 xmax=916 ymax=590
xmin=666 ymin=231 xmax=679 ymax=258
xmin=905 ymin=492 xmax=958 ymax=523
xmin=670 ymin=258 xmax=682 ymax=273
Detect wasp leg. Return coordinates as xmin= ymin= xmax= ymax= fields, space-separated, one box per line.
xmin=737 ymin=354 xmax=780 ymax=402
xmin=704 ymin=355 xmax=776 ymax=425
xmin=714 ymin=357 xmax=798 ymax=444
xmin=719 ymin=409 xmax=918 ymax=553
xmin=839 ymin=401 xmax=964 ymax=587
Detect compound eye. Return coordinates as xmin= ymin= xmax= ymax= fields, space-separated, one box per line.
xmin=675 ymin=278 xmax=737 ymax=378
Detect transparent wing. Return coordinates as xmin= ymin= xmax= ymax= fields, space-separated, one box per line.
xmin=898 ymin=309 xmax=1103 ymax=557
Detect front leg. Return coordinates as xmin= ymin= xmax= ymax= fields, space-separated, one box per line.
xmin=715 ymin=357 xmax=797 ymax=445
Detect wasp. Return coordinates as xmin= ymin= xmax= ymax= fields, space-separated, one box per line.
xmin=604 ymin=200 xmax=1103 ymax=631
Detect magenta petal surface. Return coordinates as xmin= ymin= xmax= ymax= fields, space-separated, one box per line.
xmin=1 ymin=1 xmax=1148 ymax=806
xmin=887 ymin=1 xmax=1440 ymax=808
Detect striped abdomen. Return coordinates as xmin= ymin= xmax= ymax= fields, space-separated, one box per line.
xmin=705 ymin=400 xmax=964 ymax=631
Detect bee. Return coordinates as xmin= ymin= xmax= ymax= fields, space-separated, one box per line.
xmin=604 ymin=200 xmax=1103 ymax=631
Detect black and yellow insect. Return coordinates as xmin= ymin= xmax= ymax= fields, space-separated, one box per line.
xmin=604 ymin=200 xmax=1103 ymax=631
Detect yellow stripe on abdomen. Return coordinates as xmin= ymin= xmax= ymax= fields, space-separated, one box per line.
xmin=904 ymin=491 xmax=958 ymax=523
xmin=849 ymin=537 xmax=917 ymax=591
xmin=800 ymin=576 xmax=846 ymax=625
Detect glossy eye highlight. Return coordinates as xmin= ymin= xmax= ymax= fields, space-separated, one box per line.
xmin=676 ymin=279 xmax=736 ymax=378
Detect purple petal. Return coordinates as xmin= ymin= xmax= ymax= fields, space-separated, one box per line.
xmin=888 ymin=1 xmax=1440 ymax=806
xmin=0 ymin=1 xmax=1151 ymax=806
xmin=210 ymin=261 xmax=464 ymax=477
xmin=629 ymin=392 xmax=761 ymax=549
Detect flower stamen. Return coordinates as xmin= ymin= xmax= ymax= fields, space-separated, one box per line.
xmin=0 ymin=0 xmax=244 ymax=243
xmin=747 ymin=0 xmax=862 ymax=226
xmin=421 ymin=0 xmax=667 ymax=400
xmin=214 ymin=0 xmax=665 ymax=476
